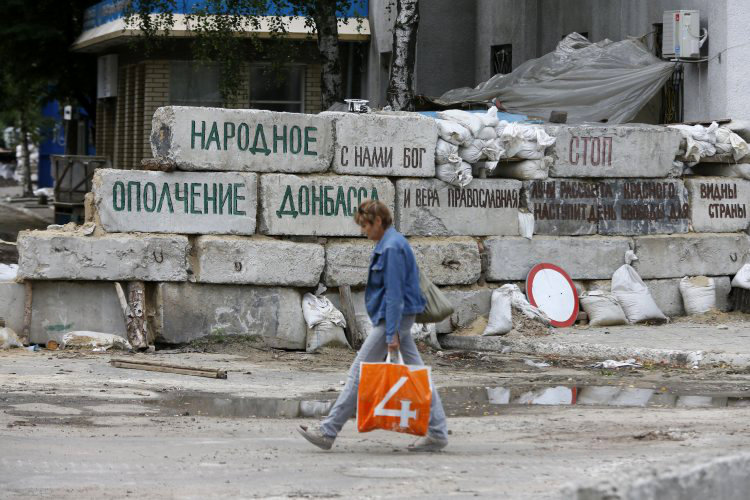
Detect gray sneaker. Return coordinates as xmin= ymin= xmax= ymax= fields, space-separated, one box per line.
xmin=297 ymin=425 xmax=335 ymax=450
xmin=407 ymin=435 xmax=448 ymax=452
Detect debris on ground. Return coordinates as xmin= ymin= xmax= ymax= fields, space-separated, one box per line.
xmin=62 ymin=331 xmax=133 ymax=351
xmin=1 ymin=326 xmax=23 ymax=349
xmin=524 ymin=359 xmax=551 ymax=368
xmin=591 ymin=359 xmax=643 ymax=369
xmin=633 ymin=429 xmax=697 ymax=441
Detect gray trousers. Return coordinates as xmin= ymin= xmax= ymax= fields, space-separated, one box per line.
xmin=320 ymin=315 xmax=448 ymax=440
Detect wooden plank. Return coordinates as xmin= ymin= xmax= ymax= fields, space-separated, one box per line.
xmin=110 ymin=358 xmax=227 ymax=379
xmin=126 ymin=281 xmax=149 ymax=350
xmin=338 ymin=285 xmax=363 ymax=350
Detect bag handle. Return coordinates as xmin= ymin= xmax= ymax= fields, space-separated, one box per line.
xmin=385 ymin=350 xmax=404 ymax=364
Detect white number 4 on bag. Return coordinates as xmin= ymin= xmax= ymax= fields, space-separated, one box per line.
xmin=373 ymin=376 xmax=417 ymax=427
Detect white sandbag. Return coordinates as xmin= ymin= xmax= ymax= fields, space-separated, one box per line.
xmin=477 ymin=126 xmax=497 ymax=141
xmin=475 ymin=160 xmax=499 ymax=172
xmin=410 ymin=322 xmax=441 ymax=350
xmin=62 ymin=331 xmax=133 ymax=351
xmin=611 ymin=252 xmax=667 ymax=323
xmin=495 ymin=157 xmax=550 ymax=180
xmin=679 ymin=276 xmax=716 ymax=315
xmin=479 ymin=106 xmax=500 ymax=128
xmin=513 ymin=142 xmax=546 ymax=160
xmin=302 ymin=293 xmax=346 ymax=329
xmin=306 ymin=321 xmax=350 ymax=353
xmin=458 ymin=138 xmax=486 ymax=163
xmin=435 ymin=119 xmax=472 ymax=146
xmin=0 ymin=327 xmax=23 ymax=349
xmin=436 ymin=162 xmax=473 ymax=187
xmin=435 ymin=139 xmax=460 ymax=165
xmin=732 ymin=264 xmax=750 ymax=290
xmin=518 ymin=211 xmax=534 ymax=239
xmin=437 ymin=109 xmax=484 ymax=136
xmin=483 ymin=287 xmax=513 ymax=336
xmin=480 ymin=140 xmax=502 ymax=161
xmin=505 ymin=283 xmax=550 ymax=324
xmin=579 ymin=291 xmax=627 ymax=327
xmin=0 ymin=263 xmax=18 ymax=281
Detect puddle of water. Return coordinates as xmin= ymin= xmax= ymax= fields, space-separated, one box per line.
xmin=147 ymin=385 xmax=750 ymax=419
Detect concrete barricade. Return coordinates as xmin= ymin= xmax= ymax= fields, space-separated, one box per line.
xmin=323 ymin=239 xmax=373 ymax=287
xmin=485 ymin=235 xmax=633 ymax=281
xmin=0 ymin=281 xmax=24 ymax=334
xmin=193 ymin=236 xmax=324 ymax=286
xmin=17 ymin=231 xmax=189 ymax=281
xmin=395 ymin=178 xmax=521 ymax=236
xmin=685 ymin=177 xmax=750 ymax=232
xmin=410 ymin=237 xmax=481 ymax=285
xmin=435 ymin=287 xmax=494 ymax=334
xmin=93 ymin=168 xmax=258 ymax=235
xmin=155 ymin=283 xmax=306 ymax=348
xmin=633 ymin=233 xmax=750 ymax=279
xmin=326 ymin=111 xmax=437 ymax=177
xmin=546 ymin=124 xmax=682 ymax=178
xmin=150 ymin=106 xmax=334 ymax=172
xmin=258 ymin=173 xmax=395 ymax=236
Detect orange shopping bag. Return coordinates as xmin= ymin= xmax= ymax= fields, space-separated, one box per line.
xmin=357 ymin=352 xmax=432 ymax=436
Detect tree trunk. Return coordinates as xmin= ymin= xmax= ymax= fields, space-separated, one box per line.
xmin=386 ymin=0 xmax=419 ymax=111
xmin=312 ymin=1 xmax=343 ymax=110
xmin=19 ymin=112 xmax=33 ymax=197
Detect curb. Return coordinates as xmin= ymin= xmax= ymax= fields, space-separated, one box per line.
xmin=560 ymin=452 xmax=750 ymax=500
xmin=440 ymin=334 xmax=750 ymax=369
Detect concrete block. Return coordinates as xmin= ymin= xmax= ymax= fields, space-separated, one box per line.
xmin=410 ymin=237 xmax=481 ymax=285
xmin=546 ymin=124 xmax=682 ymax=178
xmin=685 ymin=177 xmax=750 ymax=232
xmin=93 ymin=168 xmax=258 ymax=235
xmin=155 ymin=282 xmax=306 ymax=349
xmin=485 ymin=236 xmax=633 ymax=281
xmin=324 ymin=239 xmax=374 ymax=287
xmin=17 ymin=231 xmax=189 ymax=281
xmin=326 ymin=111 xmax=437 ymax=177
xmin=633 ymin=233 xmax=750 ymax=279
xmin=258 ymin=173 xmax=395 ymax=236
xmin=692 ymin=163 xmax=750 ymax=179
xmin=395 ymin=178 xmax=521 ymax=236
xmin=29 ymin=282 xmax=127 ymax=344
xmin=0 ymin=281 xmax=25 ymax=334
xmin=194 ymin=236 xmax=324 ymax=286
xmin=150 ymin=106 xmax=334 ymax=173
xmin=435 ymin=287 xmax=493 ymax=334
xmin=524 ymin=179 xmax=689 ymax=236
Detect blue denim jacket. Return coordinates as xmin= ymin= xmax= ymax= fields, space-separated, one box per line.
xmin=365 ymin=226 xmax=426 ymax=342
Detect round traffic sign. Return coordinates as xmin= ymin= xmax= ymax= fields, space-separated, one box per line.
xmin=526 ymin=263 xmax=579 ymax=328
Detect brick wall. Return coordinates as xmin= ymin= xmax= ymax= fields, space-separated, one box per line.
xmin=142 ymin=60 xmax=170 ymax=161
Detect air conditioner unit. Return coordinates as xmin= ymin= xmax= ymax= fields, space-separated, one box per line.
xmin=662 ymin=10 xmax=702 ymax=59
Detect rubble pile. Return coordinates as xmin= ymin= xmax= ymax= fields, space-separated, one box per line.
xmin=2 ymin=106 xmax=749 ymax=347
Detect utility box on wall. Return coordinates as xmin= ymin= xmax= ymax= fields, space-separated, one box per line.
xmin=662 ymin=10 xmax=701 ymax=59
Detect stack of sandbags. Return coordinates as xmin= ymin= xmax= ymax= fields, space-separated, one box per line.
xmin=434 ymin=107 xmax=556 ymax=185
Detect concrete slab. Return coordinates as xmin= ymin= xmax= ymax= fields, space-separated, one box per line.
xmin=442 ymin=319 xmax=750 ymax=367
xmin=258 ymin=173 xmax=395 ymax=236
xmin=410 ymin=237 xmax=481 ymax=285
xmin=28 ymin=281 xmax=127 ymax=344
xmin=323 ymin=239 xmax=373 ymax=287
xmin=0 ymin=281 xmax=24 ymax=334
xmin=395 ymin=178 xmax=521 ymax=236
xmin=546 ymin=124 xmax=682 ymax=178
xmin=155 ymin=283 xmax=306 ymax=349
xmin=435 ymin=287 xmax=494 ymax=334
xmin=685 ymin=177 xmax=750 ymax=232
xmin=326 ymin=111 xmax=437 ymax=177
xmin=17 ymin=230 xmax=189 ymax=282
xmin=485 ymin=235 xmax=633 ymax=281
xmin=150 ymin=106 xmax=334 ymax=173
xmin=93 ymin=169 xmax=258 ymax=235
xmin=633 ymin=233 xmax=750 ymax=279
xmin=193 ymin=236 xmax=324 ymax=286
xmin=523 ymin=179 xmax=689 ymax=236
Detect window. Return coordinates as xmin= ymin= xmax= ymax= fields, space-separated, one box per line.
xmin=169 ymin=61 xmax=222 ymax=107
xmin=491 ymin=44 xmax=512 ymax=75
xmin=249 ymin=65 xmax=304 ymax=113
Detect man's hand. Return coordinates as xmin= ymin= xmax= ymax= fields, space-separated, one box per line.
xmin=387 ymin=332 xmax=400 ymax=353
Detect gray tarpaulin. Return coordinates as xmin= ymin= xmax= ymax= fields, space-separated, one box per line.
xmin=432 ymin=33 xmax=676 ymax=124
